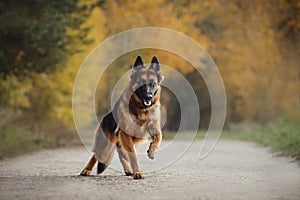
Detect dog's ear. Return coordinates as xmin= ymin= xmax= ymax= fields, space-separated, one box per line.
xmin=133 ymin=55 xmax=144 ymax=68
xmin=150 ymin=56 xmax=160 ymax=71
xmin=131 ymin=55 xmax=144 ymax=79
xmin=150 ymin=56 xmax=164 ymax=83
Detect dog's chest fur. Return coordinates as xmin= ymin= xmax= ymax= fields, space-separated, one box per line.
xmin=117 ymin=96 xmax=160 ymax=139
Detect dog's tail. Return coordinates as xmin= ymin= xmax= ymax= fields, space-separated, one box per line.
xmin=93 ymin=130 xmax=116 ymax=174
xmin=92 ymin=113 xmax=118 ymax=174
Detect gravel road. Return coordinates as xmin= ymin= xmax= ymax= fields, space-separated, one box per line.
xmin=1 ymin=139 xmax=300 ymax=200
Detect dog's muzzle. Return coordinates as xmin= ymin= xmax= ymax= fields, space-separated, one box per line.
xmin=143 ymin=94 xmax=153 ymax=107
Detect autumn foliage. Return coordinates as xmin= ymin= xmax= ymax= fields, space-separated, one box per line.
xmin=0 ymin=0 xmax=299 ymax=154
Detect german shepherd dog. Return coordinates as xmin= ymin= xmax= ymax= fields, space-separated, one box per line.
xmin=80 ymin=55 xmax=164 ymax=179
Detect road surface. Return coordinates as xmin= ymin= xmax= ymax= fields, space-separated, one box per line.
xmin=0 ymin=140 xmax=300 ymax=200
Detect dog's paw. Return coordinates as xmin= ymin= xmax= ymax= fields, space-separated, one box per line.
xmin=133 ymin=172 xmax=144 ymax=180
xmin=147 ymin=149 xmax=155 ymax=160
xmin=125 ymin=171 xmax=133 ymax=176
xmin=80 ymin=169 xmax=91 ymax=176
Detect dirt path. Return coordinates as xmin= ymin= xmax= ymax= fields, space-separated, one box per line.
xmin=0 ymin=139 xmax=300 ymax=200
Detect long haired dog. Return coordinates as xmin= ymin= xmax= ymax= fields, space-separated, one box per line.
xmin=80 ymin=55 xmax=164 ymax=179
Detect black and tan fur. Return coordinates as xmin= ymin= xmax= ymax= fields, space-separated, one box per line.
xmin=80 ymin=55 xmax=164 ymax=179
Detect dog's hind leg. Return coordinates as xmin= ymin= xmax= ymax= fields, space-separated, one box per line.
xmin=96 ymin=156 xmax=112 ymax=174
xmin=94 ymin=142 xmax=116 ymax=174
xmin=93 ymin=122 xmax=117 ymax=174
xmin=80 ymin=154 xmax=97 ymax=176
xmin=116 ymin=142 xmax=133 ymax=176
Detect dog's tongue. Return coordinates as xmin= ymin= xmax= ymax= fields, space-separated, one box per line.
xmin=143 ymin=100 xmax=152 ymax=107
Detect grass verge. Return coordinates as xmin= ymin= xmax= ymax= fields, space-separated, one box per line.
xmin=163 ymin=119 xmax=300 ymax=160
xmin=0 ymin=123 xmax=80 ymax=160
xmin=222 ymin=119 xmax=300 ymax=160
xmin=0 ymin=126 xmax=44 ymax=159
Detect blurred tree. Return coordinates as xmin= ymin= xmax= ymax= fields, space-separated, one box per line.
xmin=2 ymin=0 xmax=299 ymax=134
xmin=272 ymin=0 xmax=300 ymax=49
xmin=0 ymin=0 xmax=90 ymax=77
xmin=172 ymin=0 xmax=300 ymax=123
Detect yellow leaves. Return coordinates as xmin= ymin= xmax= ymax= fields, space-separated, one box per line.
xmin=87 ymin=7 xmax=106 ymax=43
xmin=32 ymin=0 xmax=300 ymax=128
xmin=0 ymin=75 xmax=32 ymax=109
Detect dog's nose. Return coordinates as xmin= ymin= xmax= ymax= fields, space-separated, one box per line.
xmin=146 ymin=94 xmax=153 ymax=100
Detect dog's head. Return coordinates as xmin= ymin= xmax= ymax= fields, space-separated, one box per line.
xmin=130 ymin=55 xmax=164 ymax=108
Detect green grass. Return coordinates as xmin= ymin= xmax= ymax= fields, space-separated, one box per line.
xmin=163 ymin=119 xmax=300 ymax=160
xmin=0 ymin=123 xmax=79 ymax=160
xmin=0 ymin=126 xmax=44 ymax=159
xmin=222 ymin=119 xmax=300 ymax=160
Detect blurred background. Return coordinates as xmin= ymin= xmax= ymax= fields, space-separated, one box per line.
xmin=0 ymin=0 xmax=299 ymax=159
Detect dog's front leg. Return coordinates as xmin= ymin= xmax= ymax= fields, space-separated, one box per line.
xmin=147 ymin=130 xmax=162 ymax=160
xmin=120 ymin=131 xmax=144 ymax=179
xmin=116 ymin=142 xmax=133 ymax=176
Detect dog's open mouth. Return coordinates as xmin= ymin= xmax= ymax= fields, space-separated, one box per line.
xmin=143 ymin=100 xmax=152 ymax=107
